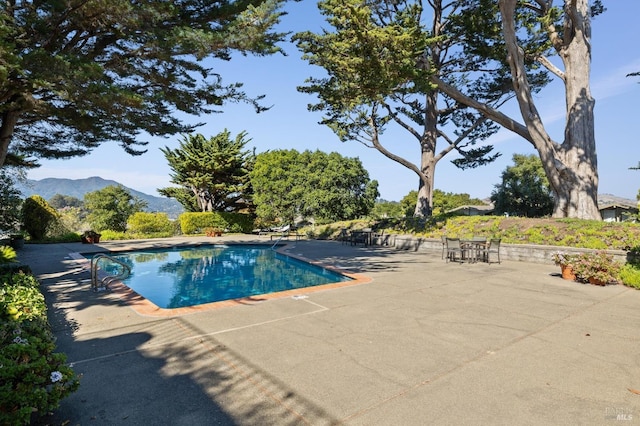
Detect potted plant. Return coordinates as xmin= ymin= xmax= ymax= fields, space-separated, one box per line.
xmin=81 ymin=230 xmax=101 ymax=244
xmin=9 ymin=233 xmax=25 ymax=250
xmin=571 ymin=250 xmax=621 ymax=285
xmin=205 ymin=227 xmax=223 ymax=237
xmin=552 ymin=252 xmax=579 ymax=280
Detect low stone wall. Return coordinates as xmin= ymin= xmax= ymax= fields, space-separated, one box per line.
xmin=387 ymin=235 xmax=628 ymax=264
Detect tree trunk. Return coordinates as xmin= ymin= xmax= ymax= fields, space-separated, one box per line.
xmin=496 ymin=0 xmax=600 ymax=220
xmin=0 ymin=111 xmax=20 ymax=167
xmin=413 ymin=89 xmax=439 ymax=217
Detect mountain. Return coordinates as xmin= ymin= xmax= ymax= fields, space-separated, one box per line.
xmin=16 ymin=176 xmax=184 ymax=219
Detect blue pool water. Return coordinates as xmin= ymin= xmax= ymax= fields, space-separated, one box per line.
xmin=97 ymin=245 xmax=351 ymax=309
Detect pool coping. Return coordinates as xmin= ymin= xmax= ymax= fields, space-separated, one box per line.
xmin=70 ymin=243 xmax=372 ymax=317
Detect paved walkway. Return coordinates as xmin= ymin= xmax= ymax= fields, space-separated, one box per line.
xmin=17 ymin=236 xmax=639 ymax=425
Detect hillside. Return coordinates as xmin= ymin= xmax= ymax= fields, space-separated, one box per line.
xmin=16 ymin=177 xmax=184 ymax=219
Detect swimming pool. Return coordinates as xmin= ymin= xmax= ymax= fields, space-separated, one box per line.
xmin=96 ymin=245 xmax=352 ymax=309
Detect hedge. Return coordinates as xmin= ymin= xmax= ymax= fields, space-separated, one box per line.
xmin=178 ymin=212 xmax=254 ymax=235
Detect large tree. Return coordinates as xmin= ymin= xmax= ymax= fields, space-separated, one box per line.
xmin=431 ymin=0 xmax=603 ymax=219
xmin=294 ymin=0 xmax=541 ymax=217
xmin=159 ymin=131 xmax=254 ymax=213
xmin=84 ymin=185 xmax=147 ymax=232
xmin=0 ymin=0 xmax=287 ymax=167
xmin=250 ymin=149 xmax=378 ymax=225
xmin=490 ymin=154 xmax=554 ymax=217
xmin=0 ymin=169 xmax=22 ymax=232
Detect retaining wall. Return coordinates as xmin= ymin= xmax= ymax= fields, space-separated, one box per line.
xmin=387 ymin=235 xmax=628 ymax=264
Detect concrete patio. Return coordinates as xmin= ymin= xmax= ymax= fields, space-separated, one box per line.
xmin=17 ymin=236 xmax=639 ymax=425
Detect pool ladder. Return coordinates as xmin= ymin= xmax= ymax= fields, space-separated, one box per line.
xmin=90 ymin=254 xmax=131 ymax=292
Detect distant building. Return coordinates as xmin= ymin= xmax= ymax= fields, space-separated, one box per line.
xmin=598 ymin=194 xmax=638 ymax=222
xmin=446 ymin=204 xmax=495 ymax=216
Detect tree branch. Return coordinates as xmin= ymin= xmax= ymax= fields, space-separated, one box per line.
xmin=536 ymin=55 xmax=565 ymax=80
xmin=431 ymin=75 xmax=532 ymax=143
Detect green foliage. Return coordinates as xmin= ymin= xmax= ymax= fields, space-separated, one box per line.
xmin=293 ymin=0 xmax=529 ymax=216
xmin=84 ymin=185 xmax=147 ymax=232
xmin=370 ymin=200 xmax=403 ymax=219
xmin=251 ymin=149 xmax=378 ymax=225
xmin=179 ymin=212 xmax=254 ymax=235
xmin=57 ymin=206 xmax=88 ymax=235
xmin=415 ymin=216 xmax=640 ymax=250
xmin=0 ymin=170 xmax=22 ymax=232
xmin=399 ymin=191 xmax=418 ymax=217
xmin=127 ymin=212 xmax=174 ymax=237
xmin=490 ymin=154 xmax=554 ymax=217
xmin=48 ymin=194 xmax=83 ymax=209
xmin=159 ymin=131 xmax=255 ymax=213
xmin=0 ymin=273 xmax=79 ymax=424
xmin=620 ymin=264 xmax=640 ymax=289
xmin=98 ymin=230 xmax=127 ymax=241
xmin=0 ymin=0 xmax=288 ymax=167
xmin=21 ymin=195 xmax=60 ymax=240
xmin=0 ymin=245 xmax=17 ymax=264
xmin=432 ymin=189 xmax=487 ymax=215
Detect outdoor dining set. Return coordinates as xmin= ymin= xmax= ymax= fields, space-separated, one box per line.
xmin=442 ymin=236 xmax=501 ymax=264
xmin=340 ymin=228 xmax=388 ymax=247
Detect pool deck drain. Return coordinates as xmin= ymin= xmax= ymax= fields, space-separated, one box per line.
xmin=20 ymin=235 xmax=640 ymax=425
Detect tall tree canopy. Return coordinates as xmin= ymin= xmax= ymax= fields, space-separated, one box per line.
xmin=0 ymin=0 xmax=287 ymax=167
xmin=490 ymin=154 xmax=554 ymax=217
xmin=294 ymin=0 xmax=544 ymax=217
xmin=159 ymin=131 xmax=254 ymax=213
xmin=250 ymin=149 xmax=378 ymax=225
xmin=432 ymin=0 xmax=603 ymax=219
xmin=84 ymin=185 xmax=147 ymax=232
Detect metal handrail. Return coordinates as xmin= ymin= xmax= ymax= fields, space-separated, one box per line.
xmin=91 ymin=254 xmax=131 ymax=291
xmin=271 ymin=234 xmax=285 ymax=250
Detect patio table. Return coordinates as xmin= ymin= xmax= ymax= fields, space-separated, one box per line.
xmin=461 ymin=239 xmax=487 ymax=263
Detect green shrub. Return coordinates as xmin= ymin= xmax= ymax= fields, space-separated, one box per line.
xmin=21 ymin=195 xmax=61 ymax=240
xmin=620 ymin=264 xmax=640 ymax=289
xmin=0 ymin=273 xmax=79 ymax=424
xmin=98 ymin=230 xmax=127 ymax=240
xmin=179 ymin=212 xmax=254 ymax=235
xmin=0 ymin=245 xmax=17 ymax=264
xmin=127 ymin=212 xmax=174 ymax=236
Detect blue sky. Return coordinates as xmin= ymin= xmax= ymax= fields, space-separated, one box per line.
xmin=27 ymin=1 xmax=640 ymax=202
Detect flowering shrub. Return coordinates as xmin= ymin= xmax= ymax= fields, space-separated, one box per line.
xmin=571 ymin=251 xmax=622 ymax=285
xmin=0 ymin=272 xmax=80 ymax=424
xmin=551 ymin=252 xmax=579 ymax=267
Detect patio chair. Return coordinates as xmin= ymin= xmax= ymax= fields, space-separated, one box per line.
xmin=338 ymin=228 xmax=349 ymax=245
xmin=372 ymin=229 xmax=387 ymax=246
xmin=481 ymin=238 xmax=502 ymax=264
xmin=440 ymin=235 xmax=447 ymax=259
xmin=445 ymin=238 xmax=465 ymax=263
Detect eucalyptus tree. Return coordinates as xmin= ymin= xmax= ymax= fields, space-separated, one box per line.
xmin=159 ymin=131 xmax=254 ymax=213
xmin=432 ymin=0 xmax=604 ymax=219
xmin=294 ymin=0 xmax=536 ymax=217
xmin=0 ymin=0 xmax=287 ymax=167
